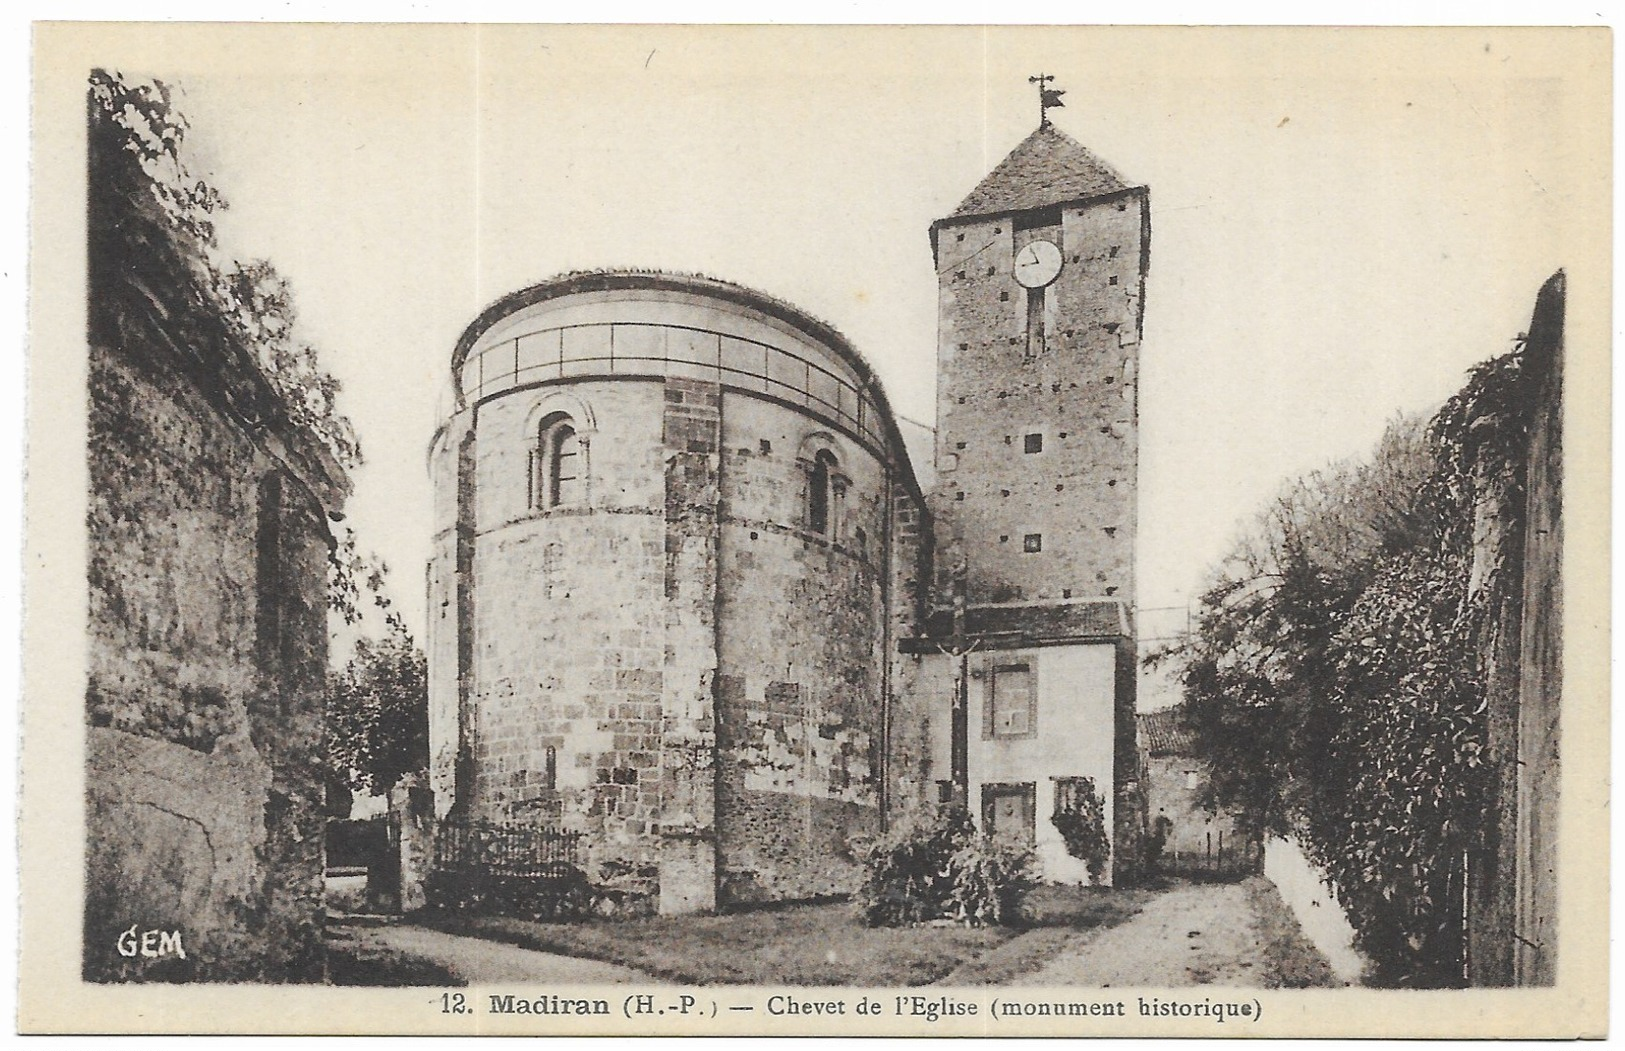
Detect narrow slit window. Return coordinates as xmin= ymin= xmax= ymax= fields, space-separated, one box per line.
xmin=1025 ymin=286 xmax=1046 ymax=357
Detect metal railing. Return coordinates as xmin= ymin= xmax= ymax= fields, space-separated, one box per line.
xmin=1158 ymin=829 xmax=1262 ymax=880
xmin=427 ymin=818 xmax=591 ymax=917
xmin=460 ymin=321 xmax=887 ymax=449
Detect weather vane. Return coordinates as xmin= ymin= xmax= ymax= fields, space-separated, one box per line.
xmin=1030 ymin=73 xmax=1066 ymax=127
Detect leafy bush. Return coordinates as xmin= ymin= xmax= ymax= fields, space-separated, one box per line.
xmin=856 ymin=804 xmax=971 ymax=926
xmin=945 ymin=839 xmax=1034 ymax=927
xmin=857 ymin=805 xmax=1032 ymax=928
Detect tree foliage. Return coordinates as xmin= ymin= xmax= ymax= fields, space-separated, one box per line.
xmin=1160 ymin=343 xmax=1538 ymax=987
xmin=327 ymin=525 xmax=392 ymax=626
xmin=324 ymin=528 xmax=428 ymax=797
xmin=89 ymin=68 xmax=361 ymax=470
xmin=327 ymin=615 xmax=429 ymax=796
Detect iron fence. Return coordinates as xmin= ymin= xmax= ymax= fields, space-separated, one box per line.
xmin=1157 ymin=829 xmax=1262 ymax=881
xmin=427 ymin=818 xmax=592 ymax=917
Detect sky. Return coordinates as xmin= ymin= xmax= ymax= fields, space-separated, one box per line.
xmin=56 ymin=23 xmax=1609 ymax=659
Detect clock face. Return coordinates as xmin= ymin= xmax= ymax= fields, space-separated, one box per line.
xmin=1013 ymin=239 xmax=1063 ymax=288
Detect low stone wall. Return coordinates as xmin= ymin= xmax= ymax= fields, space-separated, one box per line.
xmin=1262 ymin=836 xmax=1368 ymax=985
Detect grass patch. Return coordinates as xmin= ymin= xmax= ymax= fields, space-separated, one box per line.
xmin=939 ymin=883 xmax=1157 ymax=985
xmin=1243 ymin=876 xmax=1340 ymax=988
xmin=414 ymin=899 xmax=1019 ymax=986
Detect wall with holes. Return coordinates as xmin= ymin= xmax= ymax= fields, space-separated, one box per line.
xmin=930 ymin=192 xmax=1145 ymax=606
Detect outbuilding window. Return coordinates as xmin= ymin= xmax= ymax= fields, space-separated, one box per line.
xmin=981 ymin=783 xmax=1036 ymax=846
xmin=987 ymin=662 xmax=1036 ymax=738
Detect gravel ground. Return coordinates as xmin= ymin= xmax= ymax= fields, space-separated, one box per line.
xmin=1005 ymin=877 xmax=1333 ymax=988
xmin=334 ymin=919 xmax=654 ymax=985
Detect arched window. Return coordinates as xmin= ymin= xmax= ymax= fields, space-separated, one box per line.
xmin=809 ymin=449 xmax=840 ymax=534
xmin=549 ymin=423 xmax=579 ymax=505
xmin=532 ymin=413 xmax=581 ymax=509
xmin=809 ymin=450 xmax=831 ymax=533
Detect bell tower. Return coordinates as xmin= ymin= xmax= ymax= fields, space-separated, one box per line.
xmin=928 ymin=115 xmax=1148 ymax=611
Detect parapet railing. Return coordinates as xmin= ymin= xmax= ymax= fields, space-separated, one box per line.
xmin=459 ymin=321 xmax=887 ymax=449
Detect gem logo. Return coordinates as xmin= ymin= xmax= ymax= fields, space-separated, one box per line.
xmin=116 ymin=925 xmax=186 ymax=960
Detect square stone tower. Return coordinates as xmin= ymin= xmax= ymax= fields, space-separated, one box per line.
xmin=929 ymin=121 xmax=1146 ymax=608
xmin=900 ymin=117 xmax=1148 ymax=885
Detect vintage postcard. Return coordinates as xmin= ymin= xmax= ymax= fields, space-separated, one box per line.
xmin=21 ymin=21 xmax=1610 ymax=1037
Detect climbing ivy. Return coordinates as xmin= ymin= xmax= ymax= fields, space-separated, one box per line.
xmin=91 ymin=68 xmax=376 ymax=636
xmin=89 ymin=68 xmax=361 ymax=470
xmin=1162 ymin=340 xmax=1538 ymax=987
xmin=1050 ymin=776 xmax=1110 ymax=884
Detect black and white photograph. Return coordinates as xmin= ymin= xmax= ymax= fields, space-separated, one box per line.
xmin=20 ymin=20 xmax=1610 ymax=1036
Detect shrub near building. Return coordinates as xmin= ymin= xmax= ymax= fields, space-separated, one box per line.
xmin=857 ymin=805 xmax=1033 ymax=928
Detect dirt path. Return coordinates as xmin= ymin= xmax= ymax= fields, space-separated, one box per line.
xmin=337 ymin=920 xmax=654 ymax=985
xmin=1007 ymin=880 xmax=1276 ymax=988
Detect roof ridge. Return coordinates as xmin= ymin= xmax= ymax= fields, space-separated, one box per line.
xmin=947 ymin=122 xmax=1135 ymax=221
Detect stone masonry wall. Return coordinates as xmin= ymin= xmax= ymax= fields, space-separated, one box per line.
xmin=459 ymin=381 xmax=671 ymax=885
xmin=713 ymin=394 xmax=894 ymax=904
xmin=86 ymin=337 xmax=340 ymax=982
xmin=425 ymin=423 xmax=463 ymax=817
xmin=435 ymin=278 xmax=930 ymax=912
xmin=1511 ymin=274 xmax=1562 ymax=986
xmin=1111 ymin=638 xmax=1144 ymax=884
xmin=1465 ymin=272 xmax=1564 ymax=986
xmin=657 ymin=377 xmax=723 ymax=912
xmin=884 ymin=480 xmax=935 ymax=823
xmin=930 ymin=192 xmax=1146 ymax=606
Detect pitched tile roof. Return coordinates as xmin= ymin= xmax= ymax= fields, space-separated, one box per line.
xmin=915 ymin=599 xmax=1130 ymax=645
xmin=1138 ymin=705 xmax=1197 ymax=757
xmin=948 ymin=123 xmax=1135 ymax=221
